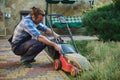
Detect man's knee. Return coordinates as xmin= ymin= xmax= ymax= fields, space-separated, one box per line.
xmin=32 ymin=43 xmax=46 ymax=51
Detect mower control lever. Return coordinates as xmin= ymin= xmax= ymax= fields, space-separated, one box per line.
xmin=56 ymin=36 xmax=64 ymax=44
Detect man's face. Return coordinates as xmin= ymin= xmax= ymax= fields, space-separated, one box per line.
xmin=34 ymin=14 xmax=45 ymax=24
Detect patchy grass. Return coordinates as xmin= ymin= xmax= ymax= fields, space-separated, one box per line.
xmin=68 ymin=40 xmax=120 ymax=80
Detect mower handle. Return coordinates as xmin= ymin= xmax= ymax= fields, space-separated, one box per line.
xmin=55 ymin=36 xmax=65 ymax=44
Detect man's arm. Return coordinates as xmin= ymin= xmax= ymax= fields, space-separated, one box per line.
xmin=38 ymin=35 xmax=61 ymax=52
xmin=45 ymin=28 xmax=59 ymax=37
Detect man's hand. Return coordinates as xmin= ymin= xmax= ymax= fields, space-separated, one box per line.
xmin=38 ymin=35 xmax=61 ymax=53
xmin=53 ymin=43 xmax=61 ymax=53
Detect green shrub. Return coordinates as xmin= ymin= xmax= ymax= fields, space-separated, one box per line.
xmin=112 ymin=0 xmax=120 ymax=9
xmin=82 ymin=4 xmax=120 ymax=41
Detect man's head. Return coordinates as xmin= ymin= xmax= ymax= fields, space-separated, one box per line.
xmin=30 ymin=7 xmax=45 ymax=24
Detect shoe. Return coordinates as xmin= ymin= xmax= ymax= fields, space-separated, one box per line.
xmin=21 ymin=61 xmax=32 ymax=68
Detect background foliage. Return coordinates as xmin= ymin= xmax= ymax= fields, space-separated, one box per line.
xmin=82 ymin=2 xmax=120 ymax=41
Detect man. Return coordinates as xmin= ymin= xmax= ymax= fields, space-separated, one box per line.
xmin=11 ymin=7 xmax=61 ymax=68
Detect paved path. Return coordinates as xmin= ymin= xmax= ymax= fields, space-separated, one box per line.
xmin=48 ymin=35 xmax=98 ymax=41
xmin=0 ymin=39 xmax=69 ymax=80
xmin=0 ymin=35 xmax=98 ymax=80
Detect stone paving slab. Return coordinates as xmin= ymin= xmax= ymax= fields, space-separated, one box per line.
xmin=0 ymin=39 xmax=70 ymax=80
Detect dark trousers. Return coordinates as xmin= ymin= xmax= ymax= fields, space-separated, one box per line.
xmin=13 ymin=39 xmax=46 ymax=62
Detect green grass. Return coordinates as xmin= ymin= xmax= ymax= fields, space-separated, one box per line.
xmin=68 ymin=40 xmax=120 ymax=80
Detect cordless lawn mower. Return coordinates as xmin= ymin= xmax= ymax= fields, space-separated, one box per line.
xmin=46 ymin=14 xmax=92 ymax=77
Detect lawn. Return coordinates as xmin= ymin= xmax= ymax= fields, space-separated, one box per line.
xmin=68 ymin=40 xmax=120 ymax=80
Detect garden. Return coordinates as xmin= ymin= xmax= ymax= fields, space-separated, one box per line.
xmin=68 ymin=0 xmax=120 ymax=79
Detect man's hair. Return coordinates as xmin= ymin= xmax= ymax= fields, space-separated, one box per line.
xmin=30 ymin=7 xmax=45 ymax=18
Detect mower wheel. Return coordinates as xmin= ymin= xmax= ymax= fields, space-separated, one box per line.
xmin=54 ymin=59 xmax=61 ymax=70
xmin=70 ymin=68 xmax=78 ymax=77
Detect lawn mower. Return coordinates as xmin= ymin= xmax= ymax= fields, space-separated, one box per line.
xmin=46 ymin=14 xmax=92 ymax=77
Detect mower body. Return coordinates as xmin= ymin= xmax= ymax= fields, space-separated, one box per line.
xmin=47 ymin=40 xmax=92 ymax=76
